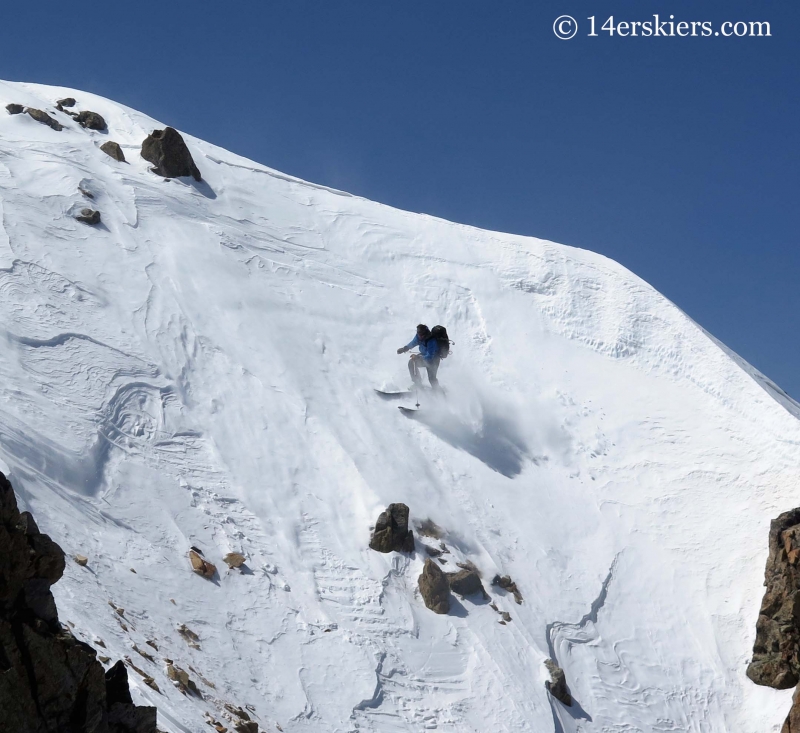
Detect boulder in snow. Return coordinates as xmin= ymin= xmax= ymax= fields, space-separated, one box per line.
xmin=26 ymin=107 xmax=63 ymax=131
xmin=544 ymin=659 xmax=572 ymax=706
xmin=447 ymin=567 xmax=487 ymax=598
xmin=369 ymin=502 xmax=414 ymax=553
xmin=100 ymin=140 xmax=126 ymax=162
xmin=74 ymin=554 xmax=89 ymax=566
xmin=418 ymin=558 xmax=450 ymax=614
xmin=76 ymin=208 xmax=101 ymax=225
xmin=167 ymin=663 xmax=199 ymax=695
xmin=492 ymin=573 xmax=523 ymax=604
xmin=6 ymin=103 xmax=23 ymax=115
xmin=56 ymin=97 xmax=76 ymax=109
xmin=189 ymin=549 xmax=217 ymax=578
xmin=223 ymin=552 xmax=246 ymax=569
xmin=141 ymin=127 xmax=202 ymax=181
xmin=76 ymin=110 xmax=107 ymax=131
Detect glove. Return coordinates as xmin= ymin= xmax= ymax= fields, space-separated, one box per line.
xmin=397 ymin=347 xmax=407 ymax=354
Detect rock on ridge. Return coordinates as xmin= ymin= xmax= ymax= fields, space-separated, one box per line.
xmin=25 ymin=108 xmax=63 ymax=131
xmin=141 ymin=127 xmax=202 ymax=181
xmin=100 ymin=141 xmax=126 ymax=162
xmin=0 ymin=470 xmax=157 ymax=732
xmin=75 ymin=110 xmax=107 ymax=131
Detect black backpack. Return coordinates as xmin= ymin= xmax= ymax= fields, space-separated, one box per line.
xmin=430 ymin=325 xmax=452 ymax=359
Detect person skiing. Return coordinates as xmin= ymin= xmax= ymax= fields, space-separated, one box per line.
xmin=397 ymin=324 xmax=441 ymax=389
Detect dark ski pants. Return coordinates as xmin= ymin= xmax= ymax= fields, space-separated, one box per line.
xmin=409 ymin=355 xmax=440 ymax=388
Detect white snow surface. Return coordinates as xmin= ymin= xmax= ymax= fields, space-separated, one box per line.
xmin=1 ymin=79 xmax=799 ymax=733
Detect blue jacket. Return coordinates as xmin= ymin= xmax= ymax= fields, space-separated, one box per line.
xmin=405 ymin=333 xmax=439 ymax=362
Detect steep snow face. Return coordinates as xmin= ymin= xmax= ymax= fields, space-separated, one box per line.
xmin=0 ymin=80 xmax=798 ymax=733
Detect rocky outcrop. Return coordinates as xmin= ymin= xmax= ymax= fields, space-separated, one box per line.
xmin=418 ymin=559 xmax=450 ymax=614
xmin=76 ymin=208 xmax=101 ymax=225
xmin=447 ymin=568 xmax=486 ymax=598
xmin=0 ymin=470 xmax=157 ymax=732
xmin=76 ymin=110 xmax=108 ymax=131
xmin=492 ymin=574 xmax=524 ymax=604
xmin=26 ymin=108 xmax=64 ymax=131
xmin=544 ymin=659 xmax=572 ymax=706
xmin=56 ymin=97 xmax=77 ymax=109
xmin=106 ymin=661 xmax=157 ymax=732
xmin=100 ymin=141 xmax=126 ymax=162
xmin=141 ymin=127 xmax=201 ymax=181
xmin=747 ymin=508 xmax=800 ymax=689
xmin=369 ymin=503 xmax=414 ymax=553
xmin=6 ymin=103 xmax=24 ymax=115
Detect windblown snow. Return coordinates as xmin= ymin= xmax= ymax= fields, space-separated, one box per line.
xmin=1 ymin=80 xmax=799 ymax=733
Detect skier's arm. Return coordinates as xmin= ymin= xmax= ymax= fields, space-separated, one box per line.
xmin=397 ymin=334 xmax=420 ymax=354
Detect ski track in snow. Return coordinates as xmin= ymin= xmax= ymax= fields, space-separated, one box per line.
xmin=0 ymin=79 xmax=798 ymax=732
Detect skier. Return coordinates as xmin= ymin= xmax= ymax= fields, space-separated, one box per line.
xmin=397 ymin=324 xmax=441 ymax=389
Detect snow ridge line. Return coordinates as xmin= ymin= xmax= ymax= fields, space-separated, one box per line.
xmin=5 ymin=330 xmax=145 ymax=362
xmin=545 ymin=553 xmax=619 ymax=662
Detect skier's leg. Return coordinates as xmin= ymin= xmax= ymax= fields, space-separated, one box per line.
xmin=426 ymin=359 xmax=440 ymax=389
xmin=408 ymin=355 xmax=422 ymax=385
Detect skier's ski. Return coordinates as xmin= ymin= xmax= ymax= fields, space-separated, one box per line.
xmin=374 ymin=389 xmax=414 ymax=399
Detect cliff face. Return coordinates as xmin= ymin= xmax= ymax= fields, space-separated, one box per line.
xmin=748 ymin=508 xmax=800 ymax=690
xmin=747 ymin=508 xmax=800 ymax=731
xmin=0 ymin=470 xmax=156 ymax=732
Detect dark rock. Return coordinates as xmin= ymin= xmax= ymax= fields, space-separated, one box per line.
xmin=26 ymin=108 xmax=64 ymax=131
xmin=6 ymin=103 xmax=24 ymax=115
xmin=106 ymin=660 xmax=133 ymax=705
xmin=57 ymin=97 xmax=76 ymax=108
xmin=76 ymin=110 xmax=107 ymax=131
xmin=447 ymin=568 xmax=487 ymax=598
xmin=369 ymin=503 xmax=414 ymax=553
xmin=0 ymin=470 xmax=157 ymax=732
xmin=492 ymin=574 xmax=524 ymax=604
xmin=234 ymin=722 xmax=258 ymax=733
xmin=141 ymin=127 xmax=201 ymax=181
xmin=544 ymin=659 xmax=572 ymax=706
xmin=418 ymin=559 xmax=450 ymax=614
xmin=108 ymin=701 xmax=158 ymax=733
xmin=225 ymin=703 xmax=250 ymax=721
xmin=747 ymin=508 xmax=800 ymax=689
xmin=423 ymin=544 xmax=443 ymax=557
xmin=76 ymin=209 xmax=101 ymax=225
xmin=100 ymin=141 xmax=126 ymax=162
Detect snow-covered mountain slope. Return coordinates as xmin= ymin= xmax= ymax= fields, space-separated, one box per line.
xmin=1 ymin=79 xmax=799 ymax=733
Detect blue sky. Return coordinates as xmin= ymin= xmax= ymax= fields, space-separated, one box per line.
xmin=2 ymin=1 xmax=798 ymax=399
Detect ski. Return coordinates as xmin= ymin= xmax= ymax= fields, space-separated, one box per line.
xmin=374 ymin=389 xmax=414 ymax=399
